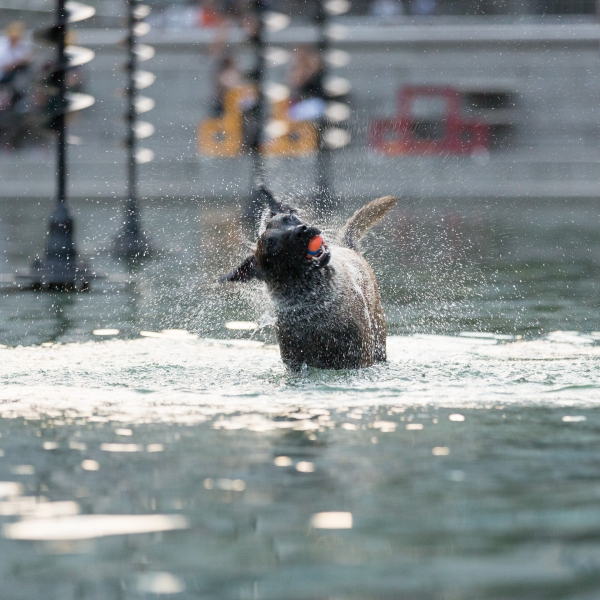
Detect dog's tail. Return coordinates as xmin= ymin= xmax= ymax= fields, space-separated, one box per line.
xmin=341 ymin=195 xmax=397 ymax=251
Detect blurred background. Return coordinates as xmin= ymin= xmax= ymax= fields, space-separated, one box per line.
xmin=2 ymin=0 xmax=600 ymax=199
xmin=1 ymin=5 xmax=600 ymax=599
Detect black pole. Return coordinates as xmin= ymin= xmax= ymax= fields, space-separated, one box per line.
xmin=18 ymin=0 xmax=100 ymax=291
xmin=126 ymin=0 xmax=137 ymax=224
xmin=246 ymin=0 xmax=268 ymax=223
xmin=314 ymin=0 xmax=335 ymax=214
xmin=56 ymin=0 xmax=67 ymax=205
xmin=114 ymin=0 xmax=152 ymax=263
xmin=42 ymin=0 xmax=77 ymax=289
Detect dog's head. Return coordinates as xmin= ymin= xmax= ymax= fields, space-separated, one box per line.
xmin=221 ymin=187 xmax=331 ymax=284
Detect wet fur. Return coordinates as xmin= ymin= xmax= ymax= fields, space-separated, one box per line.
xmin=222 ymin=193 xmax=397 ymax=370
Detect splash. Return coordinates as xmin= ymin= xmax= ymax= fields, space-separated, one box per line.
xmin=0 ymin=332 xmax=597 ymax=428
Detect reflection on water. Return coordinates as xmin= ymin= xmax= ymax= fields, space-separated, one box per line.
xmin=3 ymin=514 xmax=189 ymax=541
xmin=46 ymin=293 xmax=76 ymax=343
xmin=136 ymin=572 xmax=186 ymax=595
xmin=311 ymin=512 xmax=353 ymax=529
xmin=0 ymin=394 xmax=599 ymax=597
xmin=0 ymin=197 xmax=599 ymax=597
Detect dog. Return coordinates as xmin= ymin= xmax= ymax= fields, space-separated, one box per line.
xmin=222 ymin=188 xmax=397 ymax=370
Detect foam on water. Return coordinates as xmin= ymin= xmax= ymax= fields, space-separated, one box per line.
xmin=0 ymin=332 xmax=598 ymax=427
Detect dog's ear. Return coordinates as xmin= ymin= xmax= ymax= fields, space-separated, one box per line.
xmin=257 ymin=185 xmax=297 ymax=216
xmin=220 ymin=255 xmax=262 ymax=283
xmin=257 ymin=185 xmax=278 ymax=214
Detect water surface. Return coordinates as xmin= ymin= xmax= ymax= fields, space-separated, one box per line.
xmin=0 ymin=196 xmax=599 ymax=599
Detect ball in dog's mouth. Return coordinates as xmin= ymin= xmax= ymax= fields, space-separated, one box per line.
xmin=306 ymin=234 xmax=326 ymax=259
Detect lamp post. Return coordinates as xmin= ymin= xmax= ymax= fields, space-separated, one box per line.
xmin=245 ymin=0 xmax=268 ymax=223
xmin=113 ymin=0 xmax=155 ymax=263
xmin=243 ymin=2 xmax=293 ymax=223
xmin=22 ymin=0 xmax=97 ymax=291
xmin=314 ymin=0 xmax=332 ymax=210
xmin=313 ymin=0 xmax=352 ymax=215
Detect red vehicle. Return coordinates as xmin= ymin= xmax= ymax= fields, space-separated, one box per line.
xmin=369 ymin=86 xmax=489 ymax=155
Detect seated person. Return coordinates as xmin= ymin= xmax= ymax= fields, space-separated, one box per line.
xmin=288 ymin=45 xmax=326 ymax=122
xmin=210 ymin=53 xmax=247 ymax=116
xmin=0 ymin=21 xmax=31 ymax=85
xmin=207 ymin=18 xmax=255 ymax=117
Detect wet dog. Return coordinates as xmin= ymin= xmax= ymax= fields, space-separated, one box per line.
xmin=222 ymin=188 xmax=397 ymax=370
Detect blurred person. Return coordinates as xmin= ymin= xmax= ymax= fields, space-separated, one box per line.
xmin=0 ymin=22 xmax=34 ymax=149
xmin=38 ymin=31 xmax=87 ymax=98
xmin=34 ymin=30 xmax=89 ymax=143
xmin=240 ymin=6 xmax=261 ymax=76
xmin=211 ymin=53 xmax=247 ymax=116
xmin=289 ymin=46 xmax=324 ymax=101
xmin=208 ymin=19 xmax=250 ymax=116
xmin=288 ymin=45 xmax=326 ymax=121
xmin=369 ymin=0 xmax=404 ymax=18
xmin=0 ymin=21 xmax=32 ymax=85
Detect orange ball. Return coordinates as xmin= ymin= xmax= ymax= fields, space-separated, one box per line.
xmin=307 ymin=235 xmax=324 ymax=253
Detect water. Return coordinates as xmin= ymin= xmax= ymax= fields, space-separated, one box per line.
xmin=0 ymin=196 xmax=599 ymax=599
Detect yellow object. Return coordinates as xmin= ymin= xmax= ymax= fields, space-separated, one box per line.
xmin=198 ymin=89 xmax=317 ymax=157
xmin=261 ymin=98 xmax=317 ymax=157
xmin=198 ymin=86 xmax=254 ymax=157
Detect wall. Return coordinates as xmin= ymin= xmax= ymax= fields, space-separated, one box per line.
xmin=1 ymin=18 xmax=600 ymax=200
